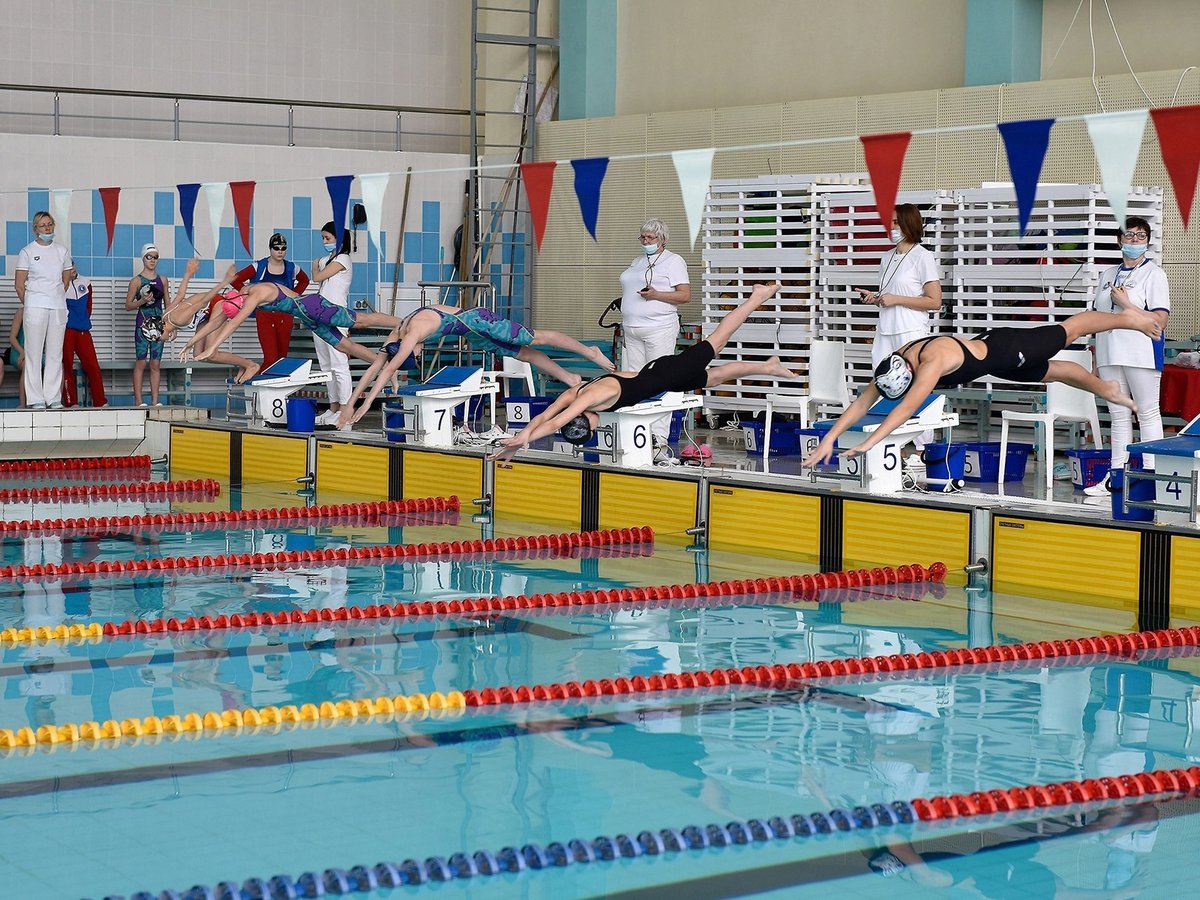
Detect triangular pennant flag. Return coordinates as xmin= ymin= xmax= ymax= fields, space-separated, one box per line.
xmin=570 ymin=157 xmax=609 ymax=241
xmin=520 ymin=161 xmax=557 ymax=251
xmin=177 ymin=183 xmax=201 ymax=251
xmin=200 ymin=182 xmax=227 ymax=258
xmin=325 ymin=174 xmax=354 ymax=241
xmin=997 ymin=118 xmax=1055 ymax=235
xmin=1150 ymin=104 xmax=1200 ymax=229
xmin=358 ymin=173 xmax=390 ymax=257
xmin=1086 ymin=110 xmax=1148 ymax=227
xmin=671 ymin=148 xmax=715 ymax=250
xmin=99 ymin=187 xmax=121 ymax=254
xmin=860 ymin=132 xmax=912 ymax=232
xmin=50 ymin=189 xmax=73 ymax=252
xmin=229 ymin=181 xmax=256 ymax=254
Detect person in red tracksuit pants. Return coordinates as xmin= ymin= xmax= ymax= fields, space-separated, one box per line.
xmin=63 ymin=268 xmax=107 ymax=408
xmin=228 ymin=232 xmax=310 ymax=369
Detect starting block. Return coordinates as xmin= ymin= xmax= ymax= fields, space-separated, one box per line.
xmin=240 ymin=358 xmax=332 ymax=426
xmin=812 ymin=393 xmax=958 ymax=493
xmin=393 ymin=366 xmax=499 ymax=448
xmin=1126 ymin=414 xmax=1200 ymax=524
xmin=584 ymin=392 xmax=703 ymax=468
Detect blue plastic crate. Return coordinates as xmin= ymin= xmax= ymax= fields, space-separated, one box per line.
xmin=504 ymin=395 xmax=552 ymax=433
xmin=1065 ymin=448 xmax=1111 ymax=490
xmin=742 ymin=420 xmax=801 ymax=456
xmin=961 ymin=441 xmax=1034 ymax=483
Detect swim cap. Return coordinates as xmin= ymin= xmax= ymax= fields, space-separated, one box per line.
xmin=383 ymin=341 xmax=417 ymax=370
xmin=269 ymin=232 xmax=287 ymax=251
xmin=874 ymin=353 xmax=913 ymax=399
xmin=220 ymin=289 xmax=246 ymax=319
xmin=559 ymin=415 xmax=594 ymax=445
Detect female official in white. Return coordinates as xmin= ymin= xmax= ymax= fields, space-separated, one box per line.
xmin=309 ymin=222 xmax=353 ymax=426
xmin=1085 ymin=216 xmax=1170 ymax=496
xmin=857 ymin=203 xmax=942 ymax=458
xmin=14 ymin=211 xmax=72 ymax=409
xmin=618 ymin=217 xmax=690 ymax=457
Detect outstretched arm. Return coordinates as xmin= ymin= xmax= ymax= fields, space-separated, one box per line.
xmin=491 ymin=388 xmax=592 ymax=461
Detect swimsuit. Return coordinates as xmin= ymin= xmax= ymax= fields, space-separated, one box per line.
xmin=905 ymin=324 xmax=1068 ymax=387
xmin=134 ymin=275 xmax=165 ymax=361
xmin=425 ymin=307 xmax=534 ymax=356
xmin=589 ymin=340 xmax=715 ymax=411
xmin=260 ymin=290 xmax=358 ymax=348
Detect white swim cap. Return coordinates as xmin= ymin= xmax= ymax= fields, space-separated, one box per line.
xmin=874 ymin=354 xmax=913 ymax=399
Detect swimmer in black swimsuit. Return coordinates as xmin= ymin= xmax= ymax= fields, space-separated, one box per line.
xmin=491 ymin=282 xmax=795 ymax=460
xmin=803 ymin=305 xmax=1163 ymax=468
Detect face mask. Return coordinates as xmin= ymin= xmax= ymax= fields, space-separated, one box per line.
xmin=323 ymin=241 xmax=337 ymax=252
xmin=38 ymin=232 xmax=54 ymax=243
xmin=642 ymin=243 xmax=659 ymax=255
xmin=1121 ymin=243 xmax=1148 ymax=258
xmin=890 ymin=228 xmax=902 ymax=244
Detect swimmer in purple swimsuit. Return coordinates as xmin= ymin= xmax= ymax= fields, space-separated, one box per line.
xmin=178 ymin=278 xmax=406 ymax=367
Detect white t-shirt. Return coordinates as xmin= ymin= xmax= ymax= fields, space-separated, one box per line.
xmin=618 ymin=248 xmax=689 ymax=328
xmin=875 ymin=243 xmax=940 ymax=336
xmin=317 ymin=253 xmax=352 ymax=307
xmin=16 ymin=240 xmax=72 ymax=310
xmin=1092 ymin=259 xmax=1169 ymax=370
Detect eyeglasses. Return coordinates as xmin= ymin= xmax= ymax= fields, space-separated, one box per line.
xmin=1122 ymin=231 xmax=1149 ymax=241
xmin=639 ymin=234 xmax=658 ymax=242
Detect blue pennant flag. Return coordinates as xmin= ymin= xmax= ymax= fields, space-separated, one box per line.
xmin=997 ymin=118 xmax=1055 ymax=235
xmin=571 ymin=157 xmax=609 ymax=241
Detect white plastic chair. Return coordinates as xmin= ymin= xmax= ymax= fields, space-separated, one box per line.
xmin=997 ymin=349 xmax=1104 ymax=492
xmin=763 ymin=340 xmax=851 ymax=459
xmin=497 ymin=356 xmax=537 ymax=397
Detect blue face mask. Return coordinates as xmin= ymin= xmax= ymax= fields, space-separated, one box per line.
xmin=1121 ymin=243 xmax=1148 ymax=258
xmin=642 ymin=242 xmax=659 ymax=255
xmin=38 ymin=232 xmax=54 ymax=243
xmin=323 ymin=241 xmax=337 ymax=252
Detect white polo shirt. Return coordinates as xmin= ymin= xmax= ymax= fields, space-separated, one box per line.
xmin=16 ymin=240 xmax=72 ymax=310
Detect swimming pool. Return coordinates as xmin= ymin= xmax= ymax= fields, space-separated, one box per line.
xmin=1 ymin=470 xmax=1198 ymax=899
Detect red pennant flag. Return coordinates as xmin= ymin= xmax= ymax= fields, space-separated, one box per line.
xmin=1150 ymin=104 xmax=1200 ymax=229
xmin=229 ymin=180 xmax=256 ymax=254
xmin=860 ymin=132 xmax=912 ymax=233
xmin=520 ymin=161 xmax=557 ymax=251
xmin=99 ymin=187 xmax=121 ymax=253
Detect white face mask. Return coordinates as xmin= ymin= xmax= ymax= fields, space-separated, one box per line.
xmin=890 ymin=228 xmax=903 ymax=244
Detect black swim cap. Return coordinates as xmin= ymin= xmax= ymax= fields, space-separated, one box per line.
xmin=559 ymin=415 xmax=594 ymax=445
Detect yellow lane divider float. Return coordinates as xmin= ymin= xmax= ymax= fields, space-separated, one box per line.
xmin=0 ymin=623 xmax=104 ymax=644
xmin=0 ymin=691 xmax=467 ymax=757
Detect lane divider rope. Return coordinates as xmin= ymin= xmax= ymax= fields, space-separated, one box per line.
xmin=0 ymin=454 xmax=151 ymax=476
xmin=77 ymin=563 xmax=937 ymax=643
xmin=0 ymin=478 xmax=219 ymax=503
xmin=117 ymin=766 xmax=1200 ymax=897
xmin=0 ymin=496 xmax=458 ymax=536
xmin=0 ymin=526 xmax=654 ymax=583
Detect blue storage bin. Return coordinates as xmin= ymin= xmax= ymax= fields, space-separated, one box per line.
xmin=923 ymin=442 xmax=965 ymax=484
xmin=1065 ymin=448 xmax=1111 ymax=490
xmin=796 ymin=428 xmax=837 ymax=464
xmin=382 ymin=403 xmax=408 ymax=443
xmin=285 ymin=397 xmax=315 ymax=433
xmin=742 ymin=420 xmax=801 ymax=456
xmin=960 ymin=441 xmax=1034 ymax=483
xmin=504 ymin=395 xmax=551 ymax=433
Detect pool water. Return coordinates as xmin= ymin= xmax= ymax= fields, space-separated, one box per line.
xmin=0 ymin=477 xmax=1198 ymax=899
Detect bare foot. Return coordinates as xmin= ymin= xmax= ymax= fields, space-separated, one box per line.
xmin=1120 ymin=306 xmax=1162 ymax=339
xmin=236 ymin=362 xmax=259 ymax=384
xmin=764 ymin=355 xmax=797 ymax=379
xmin=587 ymin=347 xmax=615 ymax=371
xmin=1099 ymin=378 xmax=1137 ymax=411
xmin=748 ymin=282 xmax=781 ymax=305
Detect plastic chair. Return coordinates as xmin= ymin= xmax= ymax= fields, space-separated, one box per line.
xmin=763 ymin=340 xmax=851 ymax=458
xmin=997 ymin=349 xmax=1104 ymax=492
xmin=497 ymin=355 xmax=537 ymax=397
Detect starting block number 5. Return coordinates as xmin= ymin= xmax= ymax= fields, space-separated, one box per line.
xmin=839 ymin=443 xmax=899 ymax=477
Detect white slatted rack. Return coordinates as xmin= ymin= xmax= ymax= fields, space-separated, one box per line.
xmin=700 ymin=174 xmax=866 ymax=413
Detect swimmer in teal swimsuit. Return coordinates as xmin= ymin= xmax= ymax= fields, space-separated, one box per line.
xmin=337 ymin=304 xmax=615 ymax=429
xmin=178 ymin=277 xmax=406 ymax=367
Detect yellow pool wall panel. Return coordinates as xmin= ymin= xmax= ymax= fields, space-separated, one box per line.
xmin=992 ymin=517 xmax=1140 ymax=607
xmin=494 ymin=462 xmax=583 ymax=527
xmin=598 ymin=473 xmax=697 ymax=544
xmin=315 ymin=441 xmax=389 ymax=498
xmin=708 ymin=486 xmax=820 ymax=560
xmin=843 ymin=501 xmax=971 ymax=586
xmin=169 ymin=426 xmax=231 ymax=480
xmin=241 ymin=433 xmax=309 ymax=485
xmin=402 ymin=451 xmax=483 ymax=505
xmin=1170 ymin=534 xmax=1200 ymax=620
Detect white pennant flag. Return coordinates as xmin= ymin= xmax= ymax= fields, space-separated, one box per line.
xmin=671 ymin=148 xmax=715 ymax=250
xmin=358 ymin=172 xmax=391 ymax=258
xmin=50 ymin=189 xmax=73 ymax=252
xmin=199 ymin=182 xmax=227 ymax=258
xmin=1085 ymin=109 xmax=1149 ymax=227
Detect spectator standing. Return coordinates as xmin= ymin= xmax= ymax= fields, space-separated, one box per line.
xmin=14 ymin=211 xmax=72 ymax=409
xmin=63 ymin=267 xmax=107 ymax=408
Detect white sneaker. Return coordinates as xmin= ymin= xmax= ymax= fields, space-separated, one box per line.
xmin=48 ymin=401 xmax=63 ymax=410
xmin=903 ymin=453 xmax=925 ymax=470
xmin=652 ymin=437 xmax=673 ymax=464
xmin=314 ymin=409 xmax=338 ymax=426
xmin=1083 ymin=472 xmax=1114 ymax=497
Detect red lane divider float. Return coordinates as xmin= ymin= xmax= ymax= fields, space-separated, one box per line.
xmin=0 ymin=526 xmax=655 ymax=584
xmin=97 ymin=562 xmax=941 ymax=638
xmin=461 ymin=620 xmax=1200 ymax=710
xmin=0 ymin=455 xmax=152 ymax=477
xmin=0 ymin=496 xmax=458 ymax=536
xmin=0 ymin=478 xmax=220 ymax=504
